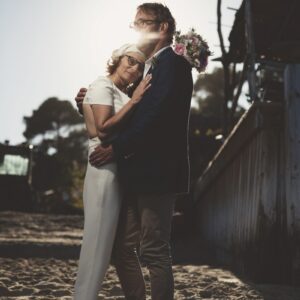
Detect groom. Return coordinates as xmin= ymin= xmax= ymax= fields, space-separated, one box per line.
xmin=76 ymin=3 xmax=193 ymax=299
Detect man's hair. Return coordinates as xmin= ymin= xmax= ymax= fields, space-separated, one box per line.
xmin=138 ymin=3 xmax=176 ymax=44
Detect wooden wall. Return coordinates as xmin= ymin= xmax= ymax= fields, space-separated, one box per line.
xmin=193 ymin=65 xmax=300 ymax=284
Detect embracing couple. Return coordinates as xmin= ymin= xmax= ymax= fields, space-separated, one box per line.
xmin=73 ymin=3 xmax=209 ymax=300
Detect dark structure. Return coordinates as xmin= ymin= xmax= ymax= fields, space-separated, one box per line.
xmin=194 ymin=0 xmax=300 ymax=285
xmin=228 ymin=0 xmax=300 ymax=103
xmin=228 ymin=0 xmax=300 ymax=64
xmin=0 ymin=143 xmax=34 ymax=211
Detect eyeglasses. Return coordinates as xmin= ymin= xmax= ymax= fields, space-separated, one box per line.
xmin=129 ymin=19 xmax=160 ymax=29
xmin=125 ymin=55 xmax=144 ymax=72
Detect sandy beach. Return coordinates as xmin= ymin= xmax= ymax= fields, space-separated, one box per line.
xmin=0 ymin=211 xmax=299 ymax=300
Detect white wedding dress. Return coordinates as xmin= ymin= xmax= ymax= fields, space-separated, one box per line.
xmin=74 ymin=76 xmax=130 ymax=300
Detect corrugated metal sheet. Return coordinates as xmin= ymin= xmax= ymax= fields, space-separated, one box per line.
xmin=193 ymin=65 xmax=300 ymax=284
xmin=193 ymin=102 xmax=291 ymax=283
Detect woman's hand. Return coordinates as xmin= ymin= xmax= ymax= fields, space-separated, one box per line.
xmin=131 ymin=74 xmax=152 ymax=104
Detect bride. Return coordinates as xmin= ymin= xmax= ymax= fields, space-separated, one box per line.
xmin=73 ymin=44 xmax=151 ymax=300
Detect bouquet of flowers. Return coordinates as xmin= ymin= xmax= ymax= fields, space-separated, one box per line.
xmin=173 ymin=28 xmax=212 ymax=73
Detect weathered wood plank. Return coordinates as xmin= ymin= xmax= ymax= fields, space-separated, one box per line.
xmin=284 ymin=64 xmax=300 ymax=284
xmin=194 ymin=102 xmax=283 ymax=200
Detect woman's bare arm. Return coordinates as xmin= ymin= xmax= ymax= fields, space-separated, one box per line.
xmin=91 ymin=75 xmax=152 ymax=141
xmin=91 ymin=100 xmax=136 ymax=140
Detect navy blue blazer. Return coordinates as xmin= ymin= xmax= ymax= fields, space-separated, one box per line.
xmin=112 ymin=47 xmax=193 ymax=194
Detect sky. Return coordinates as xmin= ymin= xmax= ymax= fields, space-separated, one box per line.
xmin=0 ymin=0 xmax=243 ymax=144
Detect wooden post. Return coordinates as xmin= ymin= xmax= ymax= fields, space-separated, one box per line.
xmin=245 ymin=0 xmax=257 ymax=101
xmin=284 ymin=64 xmax=300 ymax=283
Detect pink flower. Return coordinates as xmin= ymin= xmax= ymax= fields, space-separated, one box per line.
xmin=173 ymin=29 xmax=211 ymax=73
xmin=174 ymin=43 xmax=186 ymax=56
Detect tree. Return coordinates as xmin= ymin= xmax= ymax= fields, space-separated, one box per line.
xmin=23 ymin=97 xmax=83 ymax=142
xmin=188 ymin=68 xmax=245 ymax=182
xmin=23 ymin=97 xmax=86 ymax=213
xmin=217 ymin=0 xmax=247 ymax=135
xmin=194 ymin=68 xmax=224 ymax=119
xmin=193 ymin=67 xmax=245 ymax=127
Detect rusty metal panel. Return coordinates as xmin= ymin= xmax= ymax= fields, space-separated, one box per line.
xmin=284 ymin=65 xmax=300 ymax=284
xmin=193 ymin=103 xmax=289 ymax=282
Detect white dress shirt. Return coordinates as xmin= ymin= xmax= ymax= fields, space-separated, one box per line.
xmin=143 ymin=46 xmax=171 ymax=78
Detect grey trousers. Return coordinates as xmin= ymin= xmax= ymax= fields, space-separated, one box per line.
xmin=112 ymin=190 xmax=175 ymax=300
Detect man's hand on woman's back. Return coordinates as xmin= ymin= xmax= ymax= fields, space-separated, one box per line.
xmin=75 ymin=88 xmax=87 ymax=115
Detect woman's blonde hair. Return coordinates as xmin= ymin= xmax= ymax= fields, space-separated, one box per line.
xmin=106 ymin=56 xmax=123 ymax=75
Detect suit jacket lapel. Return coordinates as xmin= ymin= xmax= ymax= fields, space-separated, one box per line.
xmin=146 ymin=47 xmax=173 ymax=76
